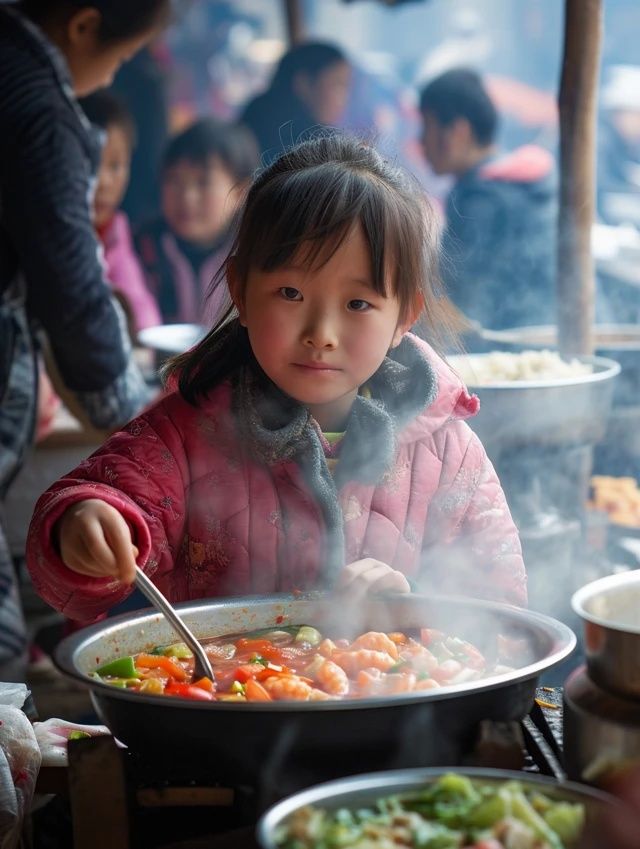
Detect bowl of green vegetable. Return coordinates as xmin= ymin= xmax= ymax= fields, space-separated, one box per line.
xmin=257 ymin=767 xmax=627 ymax=849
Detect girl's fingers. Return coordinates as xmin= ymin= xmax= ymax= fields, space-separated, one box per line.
xmin=370 ymin=570 xmax=411 ymax=595
xmin=336 ymin=558 xmax=385 ymax=588
xmin=102 ymin=519 xmax=138 ymax=585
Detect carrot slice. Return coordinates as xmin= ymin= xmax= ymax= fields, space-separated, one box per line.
xmin=136 ymin=653 xmax=188 ymax=681
xmin=245 ymin=678 xmax=272 ymax=701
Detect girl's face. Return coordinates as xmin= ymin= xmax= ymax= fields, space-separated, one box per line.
xmin=162 ymin=157 xmax=239 ymax=246
xmin=296 ymin=61 xmax=352 ymax=126
xmin=93 ymin=124 xmax=131 ymax=228
xmin=232 ymin=224 xmax=413 ymax=431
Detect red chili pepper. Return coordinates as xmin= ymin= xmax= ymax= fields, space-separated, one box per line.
xmin=165 ymin=682 xmax=215 ymax=701
xmin=233 ymin=664 xmax=263 ymax=684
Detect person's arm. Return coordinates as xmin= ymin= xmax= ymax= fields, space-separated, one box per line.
xmin=419 ymin=422 xmax=527 ymax=607
xmin=3 ymin=109 xmax=149 ymax=428
xmin=25 ymin=403 xmax=188 ymax=621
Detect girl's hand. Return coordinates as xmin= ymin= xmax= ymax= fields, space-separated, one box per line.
xmin=56 ymin=499 xmax=138 ymax=585
xmin=336 ymin=558 xmax=411 ymax=602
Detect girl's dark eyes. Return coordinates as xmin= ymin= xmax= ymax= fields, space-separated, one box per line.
xmin=279 ymin=287 xmax=302 ymax=301
xmin=348 ymin=299 xmax=371 ymax=312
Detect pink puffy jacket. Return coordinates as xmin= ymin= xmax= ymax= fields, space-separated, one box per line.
xmin=26 ymin=335 xmax=526 ymax=621
xmin=101 ymin=212 xmax=161 ymax=333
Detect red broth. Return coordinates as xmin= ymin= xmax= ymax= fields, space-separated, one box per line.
xmin=92 ymin=625 xmax=514 ymax=702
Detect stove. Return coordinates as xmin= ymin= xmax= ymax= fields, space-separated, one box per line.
xmin=32 ymin=688 xmax=566 ymax=849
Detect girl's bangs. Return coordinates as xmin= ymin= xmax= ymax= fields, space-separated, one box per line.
xmin=241 ymin=166 xmax=398 ymax=299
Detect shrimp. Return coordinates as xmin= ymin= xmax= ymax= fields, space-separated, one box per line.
xmin=315 ymin=659 xmax=350 ymax=697
xmin=308 ymin=688 xmax=333 ymax=701
xmin=414 ymin=677 xmax=441 ymax=691
xmin=399 ymin=644 xmax=438 ymax=675
xmin=262 ymin=675 xmax=313 ymax=701
xmin=332 ymin=649 xmax=396 ymax=676
xmin=317 ymin=638 xmax=336 ymax=658
xmin=349 ymin=631 xmax=399 ymax=660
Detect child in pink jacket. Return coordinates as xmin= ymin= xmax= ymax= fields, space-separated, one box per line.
xmin=26 ymin=134 xmax=526 ymax=623
xmin=80 ymin=91 xmax=161 ymax=336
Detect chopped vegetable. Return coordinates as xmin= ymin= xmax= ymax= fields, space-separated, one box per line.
xmin=274 ymin=774 xmax=586 ymax=849
xmin=68 ymin=730 xmax=91 ymax=741
xmin=95 ymin=656 xmax=137 ymax=679
xmin=150 ymin=642 xmax=193 ymax=659
xmin=294 ymin=626 xmax=322 ymax=646
xmin=135 ymin=653 xmax=188 ymax=681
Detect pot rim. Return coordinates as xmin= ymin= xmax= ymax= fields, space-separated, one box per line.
xmin=447 ymin=354 xmax=620 ymax=391
xmin=55 ymin=592 xmax=576 ymax=712
xmin=256 ymin=765 xmax=621 ymax=848
xmin=481 ymin=323 xmax=640 ymax=351
xmin=572 ymin=569 xmax=640 ymax=635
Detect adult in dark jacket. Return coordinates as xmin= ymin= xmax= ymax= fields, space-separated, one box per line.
xmin=419 ymin=68 xmax=557 ymax=331
xmin=0 ymin=0 xmax=170 ymax=680
xmin=240 ymin=41 xmax=351 ymax=164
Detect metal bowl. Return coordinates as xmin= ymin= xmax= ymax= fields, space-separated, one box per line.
xmin=54 ymin=593 xmax=575 ymax=790
xmin=572 ymin=569 xmax=640 ymax=699
xmin=137 ymin=323 xmax=206 ymax=357
xmin=479 ymin=324 xmax=640 ymax=407
xmin=257 ymin=766 xmax=623 ymax=849
xmin=447 ymin=354 xmax=620 ymax=453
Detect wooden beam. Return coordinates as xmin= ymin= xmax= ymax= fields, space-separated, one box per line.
xmin=557 ymin=0 xmax=603 ymax=356
xmin=284 ymin=0 xmax=305 ymax=45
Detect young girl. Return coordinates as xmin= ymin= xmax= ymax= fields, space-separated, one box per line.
xmin=26 ymin=134 xmax=526 ymax=624
xmin=135 ymin=117 xmax=258 ymax=326
xmin=80 ymin=90 xmax=162 ymax=336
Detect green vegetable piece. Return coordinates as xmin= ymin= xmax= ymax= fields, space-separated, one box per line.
xmin=411 ymin=820 xmax=464 ymax=848
xmin=294 ymin=625 xmax=322 ymax=646
xmin=230 ymin=680 xmax=245 ymax=695
xmin=544 ymin=801 xmax=585 ymax=844
xmin=467 ymin=792 xmax=507 ymax=828
xmin=433 ymin=773 xmax=477 ymax=799
xmin=510 ymin=788 xmax=563 ymax=849
xmin=68 ymin=730 xmax=90 ymax=741
xmin=150 ymin=642 xmax=193 ymax=659
xmin=95 ymin=656 xmax=137 ymax=678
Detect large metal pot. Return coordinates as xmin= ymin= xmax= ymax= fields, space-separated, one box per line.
xmin=447 ymin=354 xmax=620 ymax=453
xmin=55 ymin=593 xmax=575 ymax=794
xmin=572 ymin=569 xmax=640 ymax=699
xmin=564 ymin=665 xmax=640 ymax=786
xmin=257 ymin=766 xmax=625 ymax=849
xmin=479 ymin=323 xmax=638 ymax=407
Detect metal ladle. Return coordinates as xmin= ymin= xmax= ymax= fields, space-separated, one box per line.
xmin=134 ymin=566 xmax=214 ymax=682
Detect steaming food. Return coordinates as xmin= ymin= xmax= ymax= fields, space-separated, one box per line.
xmin=91 ymin=625 xmax=514 ymax=702
xmin=274 ymin=773 xmax=586 ymax=848
xmin=588 ymin=475 xmax=640 ymax=527
xmin=453 ymin=350 xmax=592 ymax=385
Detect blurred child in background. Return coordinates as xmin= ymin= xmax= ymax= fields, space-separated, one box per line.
xmin=80 ymin=91 xmax=161 ymax=336
xmin=135 ymin=117 xmax=258 ymax=325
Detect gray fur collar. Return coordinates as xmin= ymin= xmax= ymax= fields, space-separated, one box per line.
xmin=231 ymin=334 xmax=437 ymax=586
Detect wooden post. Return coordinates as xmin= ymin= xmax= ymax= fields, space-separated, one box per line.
xmin=557 ymin=0 xmax=603 ymax=356
xmin=284 ymin=0 xmax=305 ymax=45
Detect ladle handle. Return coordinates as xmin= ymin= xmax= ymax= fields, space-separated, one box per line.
xmin=134 ymin=566 xmax=214 ymax=682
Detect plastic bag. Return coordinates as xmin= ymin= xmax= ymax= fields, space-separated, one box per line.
xmin=0 ymin=683 xmax=41 ymax=849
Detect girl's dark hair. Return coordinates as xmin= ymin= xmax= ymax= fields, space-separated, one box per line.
xmin=162 ymin=118 xmax=258 ymax=183
xmin=271 ymin=41 xmax=347 ymax=93
xmin=79 ymin=90 xmax=136 ymax=145
xmin=166 ymin=132 xmax=461 ymax=405
xmin=20 ymin=0 xmax=171 ymax=43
